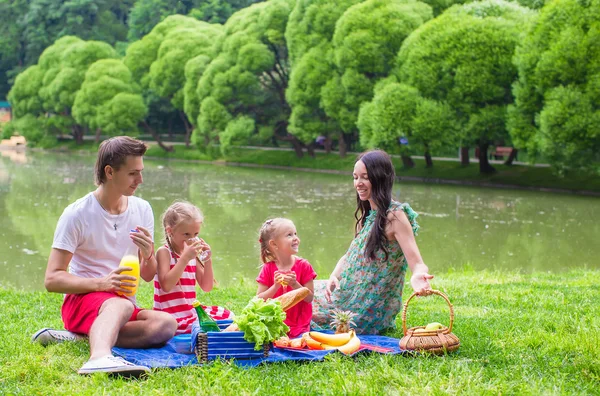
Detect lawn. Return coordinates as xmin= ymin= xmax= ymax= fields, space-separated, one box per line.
xmin=1 ymin=269 xmax=598 ymax=395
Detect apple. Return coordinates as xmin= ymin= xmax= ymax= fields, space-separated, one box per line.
xmin=424 ymin=322 xmax=445 ymax=331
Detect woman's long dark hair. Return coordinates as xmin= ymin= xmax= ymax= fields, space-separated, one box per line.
xmin=354 ymin=150 xmax=396 ymax=262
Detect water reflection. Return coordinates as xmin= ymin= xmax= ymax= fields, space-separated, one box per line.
xmin=0 ymin=152 xmax=598 ymax=291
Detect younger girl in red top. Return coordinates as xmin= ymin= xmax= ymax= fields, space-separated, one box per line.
xmin=153 ymin=201 xmax=230 ymax=334
xmin=256 ymin=218 xmax=317 ymax=338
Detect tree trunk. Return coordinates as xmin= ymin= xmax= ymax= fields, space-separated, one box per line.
xmin=338 ymin=132 xmax=347 ymax=158
xmin=306 ymin=142 xmax=316 ymax=158
xmin=94 ymin=128 xmax=102 ymax=144
xmin=401 ymin=154 xmax=415 ymax=169
xmin=424 ymin=152 xmax=433 ymax=168
xmin=323 ymin=137 xmax=332 ymax=154
xmin=460 ymin=146 xmax=470 ymax=166
xmin=141 ymin=121 xmax=173 ymax=152
xmin=478 ymin=143 xmax=496 ymax=174
xmin=505 ymin=148 xmax=518 ymax=166
xmin=72 ymin=124 xmax=84 ymax=144
xmin=178 ymin=111 xmax=193 ymax=147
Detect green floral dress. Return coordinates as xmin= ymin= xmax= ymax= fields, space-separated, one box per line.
xmin=312 ymin=201 xmax=419 ymax=334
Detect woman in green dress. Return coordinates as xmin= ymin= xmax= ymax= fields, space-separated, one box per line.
xmin=312 ymin=150 xmax=434 ymax=334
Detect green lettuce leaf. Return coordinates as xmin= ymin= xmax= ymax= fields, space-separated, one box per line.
xmin=233 ymin=297 xmax=289 ymax=350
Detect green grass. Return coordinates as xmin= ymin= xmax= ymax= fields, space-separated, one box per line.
xmin=1 ymin=270 xmax=598 ymax=395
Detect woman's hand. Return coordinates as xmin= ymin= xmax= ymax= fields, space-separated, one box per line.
xmin=325 ymin=274 xmax=340 ymax=303
xmin=410 ymin=272 xmax=434 ymax=295
xmin=99 ymin=267 xmax=137 ymax=294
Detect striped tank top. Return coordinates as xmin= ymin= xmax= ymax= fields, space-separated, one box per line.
xmin=153 ymin=245 xmax=198 ymax=334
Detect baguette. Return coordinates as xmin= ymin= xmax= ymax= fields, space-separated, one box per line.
xmin=222 ymin=287 xmax=311 ymax=332
xmin=275 ymin=287 xmax=310 ymax=311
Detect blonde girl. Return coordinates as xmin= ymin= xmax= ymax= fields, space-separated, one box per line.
xmin=255 ymin=218 xmax=317 ymax=338
xmin=153 ymin=201 xmax=230 ymax=334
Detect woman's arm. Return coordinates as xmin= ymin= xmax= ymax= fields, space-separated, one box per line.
xmin=389 ymin=210 xmax=434 ymax=294
xmin=324 ymin=254 xmax=346 ymax=302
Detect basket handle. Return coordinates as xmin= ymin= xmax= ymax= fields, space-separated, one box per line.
xmin=401 ymin=289 xmax=454 ymax=336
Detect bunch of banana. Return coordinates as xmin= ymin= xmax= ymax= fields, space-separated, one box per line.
xmin=303 ymin=330 xmax=361 ymax=355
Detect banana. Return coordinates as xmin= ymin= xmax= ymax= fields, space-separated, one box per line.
xmin=322 ymin=330 xmax=361 ymax=355
xmin=308 ymin=331 xmax=352 ymax=346
xmin=302 ymin=333 xmax=325 ymax=350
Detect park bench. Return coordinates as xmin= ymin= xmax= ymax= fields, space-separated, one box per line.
xmin=490 ymin=146 xmax=516 ymax=160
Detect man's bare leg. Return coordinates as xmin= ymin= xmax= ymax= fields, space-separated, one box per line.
xmin=88 ymin=297 xmax=134 ymax=359
xmin=115 ymin=310 xmax=177 ymax=349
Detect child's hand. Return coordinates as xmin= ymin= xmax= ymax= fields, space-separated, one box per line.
xmin=281 ymin=271 xmax=298 ymax=288
xmin=274 ymin=271 xmax=285 ymax=286
xmin=182 ymin=238 xmax=202 ymax=261
xmin=197 ymin=238 xmax=212 ymax=263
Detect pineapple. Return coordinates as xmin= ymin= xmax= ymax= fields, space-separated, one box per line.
xmin=330 ymin=309 xmax=358 ymax=334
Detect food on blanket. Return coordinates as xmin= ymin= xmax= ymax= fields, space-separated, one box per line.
xmin=330 ymin=309 xmax=358 ymax=334
xmin=116 ymin=255 xmax=140 ymax=297
xmin=233 ymin=297 xmax=289 ymax=350
xmin=303 ymin=333 xmax=324 ymax=350
xmin=308 ymin=331 xmax=352 ymax=346
xmin=425 ymin=322 xmax=445 ymax=331
xmin=289 ymin=337 xmax=306 ymax=348
xmin=274 ymin=336 xmax=290 ymax=348
xmin=274 ymin=287 xmax=310 ymax=311
xmin=223 ymin=288 xmax=309 ymax=334
xmin=322 ymin=330 xmax=361 ymax=355
xmin=192 ymin=300 xmax=221 ymax=332
xmin=223 ymin=322 xmax=240 ymax=332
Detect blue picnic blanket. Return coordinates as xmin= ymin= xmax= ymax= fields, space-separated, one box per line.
xmin=112 ymin=320 xmax=408 ymax=369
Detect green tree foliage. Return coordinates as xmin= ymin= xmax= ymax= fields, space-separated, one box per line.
xmin=7 ymin=66 xmax=45 ymax=118
xmin=127 ymin=0 xmax=261 ymax=42
xmin=285 ymin=0 xmax=361 ymax=155
xmin=73 ymin=59 xmax=147 ymax=140
xmin=358 ymin=80 xmax=456 ymax=167
xmin=125 ymin=15 xmax=223 ymax=145
xmin=395 ymin=0 xmax=533 ymax=173
xmin=322 ymin=0 xmax=432 ymax=150
xmin=509 ymin=0 xmax=600 ymax=174
xmin=194 ymin=0 xmax=299 ymax=155
xmin=0 ymin=0 xmax=133 ymax=100
xmin=7 ymin=36 xmax=117 ymax=143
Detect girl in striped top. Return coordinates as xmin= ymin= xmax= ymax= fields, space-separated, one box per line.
xmin=153 ymin=201 xmax=219 ymax=334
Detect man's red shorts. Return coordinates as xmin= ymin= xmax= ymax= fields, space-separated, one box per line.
xmin=61 ymin=292 xmax=142 ymax=335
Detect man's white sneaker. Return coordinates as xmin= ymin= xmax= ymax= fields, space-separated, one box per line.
xmin=77 ymin=355 xmax=150 ymax=377
xmin=31 ymin=328 xmax=86 ymax=346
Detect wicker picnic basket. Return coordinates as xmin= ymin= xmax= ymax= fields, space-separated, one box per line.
xmin=195 ymin=331 xmax=270 ymax=363
xmin=399 ymin=290 xmax=460 ymax=355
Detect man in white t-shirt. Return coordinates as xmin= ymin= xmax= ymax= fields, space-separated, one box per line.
xmin=32 ymin=136 xmax=177 ymax=376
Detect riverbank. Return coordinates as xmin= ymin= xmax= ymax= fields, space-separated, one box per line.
xmin=30 ymin=141 xmax=600 ymax=194
xmin=1 ymin=269 xmax=598 ymax=394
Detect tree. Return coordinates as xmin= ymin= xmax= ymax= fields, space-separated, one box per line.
xmin=126 ymin=15 xmax=223 ymax=146
xmin=321 ymin=0 xmax=432 ymax=159
xmin=72 ymin=59 xmax=153 ymax=144
xmin=285 ymin=0 xmax=362 ymax=156
xmin=0 ymin=0 xmax=133 ymax=100
xmin=395 ymin=0 xmax=534 ymax=173
xmin=194 ymin=0 xmax=301 ymax=155
xmin=127 ymin=0 xmax=261 ymax=41
xmin=508 ymin=0 xmax=600 ymax=175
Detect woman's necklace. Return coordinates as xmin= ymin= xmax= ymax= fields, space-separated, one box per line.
xmin=96 ymin=194 xmax=125 ymax=231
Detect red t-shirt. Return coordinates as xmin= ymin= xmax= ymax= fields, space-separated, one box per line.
xmin=256 ymin=257 xmax=317 ymax=338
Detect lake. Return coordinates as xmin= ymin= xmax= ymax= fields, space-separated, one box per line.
xmin=1 ymin=150 xmax=598 ymax=291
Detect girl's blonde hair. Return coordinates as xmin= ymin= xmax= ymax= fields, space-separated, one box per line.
xmin=161 ymin=201 xmax=204 ymax=248
xmin=258 ymin=217 xmax=293 ymax=264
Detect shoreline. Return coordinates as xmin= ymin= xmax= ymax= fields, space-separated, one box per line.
xmin=26 ymin=146 xmax=600 ymax=197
